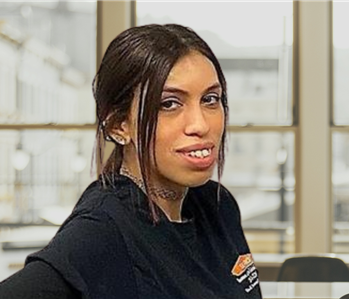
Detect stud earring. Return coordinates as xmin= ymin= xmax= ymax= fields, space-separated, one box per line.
xmin=113 ymin=135 xmax=126 ymax=145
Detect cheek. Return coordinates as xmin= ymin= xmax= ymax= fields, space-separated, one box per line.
xmin=219 ymin=107 xmax=226 ymax=131
xmin=153 ymin=122 xmax=178 ymax=162
xmin=211 ymin=110 xmax=225 ymax=138
xmin=154 ymin=130 xmax=172 ymax=155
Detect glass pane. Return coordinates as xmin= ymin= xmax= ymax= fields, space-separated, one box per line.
xmin=137 ymin=2 xmax=293 ymax=125
xmin=333 ymin=2 xmax=349 ymax=125
xmin=332 ymin=132 xmax=349 ymax=253
xmin=0 ymin=2 xmax=96 ymax=124
xmin=221 ymin=132 xmax=295 ymax=253
xmin=0 ymin=129 xmax=96 ymax=279
xmin=0 ymin=130 xmax=95 ymax=225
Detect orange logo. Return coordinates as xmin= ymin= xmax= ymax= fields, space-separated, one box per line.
xmin=231 ymin=254 xmax=254 ymax=276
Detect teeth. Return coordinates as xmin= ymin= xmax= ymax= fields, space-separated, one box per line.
xmin=202 ymin=149 xmax=209 ymax=157
xmin=195 ymin=150 xmax=202 ymax=158
xmin=188 ymin=148 xmax=211 ymax=158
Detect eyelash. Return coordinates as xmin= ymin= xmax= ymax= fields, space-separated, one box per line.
xmin=202 ymin=94 xmax=221 ymax=106
xmin=160 ymin=98 xmax=181 ymax=111
xmin=160 ymin=94 xmax=221 ymax=111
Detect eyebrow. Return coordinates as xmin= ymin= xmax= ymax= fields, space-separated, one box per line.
xmin=162 ymin=82 xmax=222 ymax=96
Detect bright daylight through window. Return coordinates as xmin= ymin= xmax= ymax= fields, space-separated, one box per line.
xmin=332 ymin=1 xmax=349 ymax=253
xmin=0 ymin=2 xmax=97 ymax=280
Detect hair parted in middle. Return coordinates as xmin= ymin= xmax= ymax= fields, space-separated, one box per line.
xmin=92 ymin=24 xmax=229 ymax=220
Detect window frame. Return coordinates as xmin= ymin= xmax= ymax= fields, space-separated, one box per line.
xmin=0 ymin=1 xmax=338 ymax=254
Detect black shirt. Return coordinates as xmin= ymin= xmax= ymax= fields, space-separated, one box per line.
xmin=0 ymin=176 xmax=262 ymax=299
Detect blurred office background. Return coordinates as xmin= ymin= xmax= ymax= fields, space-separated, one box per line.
xmin=0 ymin=0 xmax=348 ymax=280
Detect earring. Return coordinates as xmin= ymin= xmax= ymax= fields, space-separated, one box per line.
xmin=113 ymin=135 xmax=126 ymax=145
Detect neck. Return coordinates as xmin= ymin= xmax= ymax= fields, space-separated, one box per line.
xmin=119 ymin=165 xmax=188 ymax=221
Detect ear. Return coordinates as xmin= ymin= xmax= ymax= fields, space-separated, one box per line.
xmin=109 ymin=120 xmax=132 ymax=145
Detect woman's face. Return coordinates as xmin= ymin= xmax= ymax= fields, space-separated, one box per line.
xmin=124 ymin=51 xmax=225 ymax=190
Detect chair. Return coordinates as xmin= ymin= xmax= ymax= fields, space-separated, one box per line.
xmin=277 ymin=256 xmax=349 ymax=282
xmin=340 ymin=294 xmax=349 ymax=299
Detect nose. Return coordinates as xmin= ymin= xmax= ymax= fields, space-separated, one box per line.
xmin=184 ymin=105 xmax=210 ymax=137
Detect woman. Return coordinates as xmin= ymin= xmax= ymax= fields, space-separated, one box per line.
xmin=0 ymin=24 xmax=262 ymax=299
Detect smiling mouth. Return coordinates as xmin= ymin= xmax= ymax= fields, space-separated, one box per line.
xmin=185 ymin=148 xmax=212 ymax=159
xmin=178 ymin=147 xmax=216 ymax=170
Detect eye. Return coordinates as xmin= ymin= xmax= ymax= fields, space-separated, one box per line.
xmin=202 ymin=93 xmax=221 ymax=107
xmin=160 ymin=98 xmax=182 ymax=111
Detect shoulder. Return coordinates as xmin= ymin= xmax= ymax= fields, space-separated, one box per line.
xmin=71 ymin=179 xmax=126 ymax=212
xmin=27 ymin=208 xmax=126 ymax=266
xmin=25 ymin=177 xmax=141 ymax=297
xmin=26 ymin=207 xmax=136 ymax=297
xmin=67 ymin=176 xmax=142 ymax=221
xmin=26 ymin=177 xmax=139 ymax=275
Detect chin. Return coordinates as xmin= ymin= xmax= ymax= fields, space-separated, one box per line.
xmin=181 ymin=172 xmax=213 ymax=188
xmin=157 ymin=166 xmax=215 ymax=189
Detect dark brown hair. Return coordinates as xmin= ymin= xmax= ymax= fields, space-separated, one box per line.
xmin=92 ymin=24 xmax=228 ymax=220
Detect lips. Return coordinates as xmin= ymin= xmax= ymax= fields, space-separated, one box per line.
xmin=176 ymin=142 xmax=216 ymax=169
xmin=176 ymin=142 xmax=215 ymax=153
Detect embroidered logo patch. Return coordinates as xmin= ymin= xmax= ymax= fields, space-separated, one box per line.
xmin=231 ymin=253 xmax=253 ymax=276
xmin=231 ymin=254 xmax=259 ymax=294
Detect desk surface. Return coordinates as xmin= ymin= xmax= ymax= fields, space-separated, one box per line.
xmin=260 ymin=282 xmax=349 ymax=299
xmin=254 ymin=253 xmax=349 ymax=267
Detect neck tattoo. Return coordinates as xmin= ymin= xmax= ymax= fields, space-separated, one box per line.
xmin=119 ymin=166 xmax=187 ymax=202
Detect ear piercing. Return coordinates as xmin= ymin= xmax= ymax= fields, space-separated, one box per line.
xmin=113 ymin=135 xmax=126 ymax=145
xmin=101 ymin=119 xmax=127 ymax=145
xmin=105 ymin=134 xmax=126 ymax=145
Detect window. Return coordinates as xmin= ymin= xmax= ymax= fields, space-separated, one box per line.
xmin=0 ymin=2 xmax=97 ymax=250
xmin=332 ymin=1 xmax=349 ymax=253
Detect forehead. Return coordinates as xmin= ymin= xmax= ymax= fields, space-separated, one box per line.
xmin=164 ymin=51 xmax=220 ymax=90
